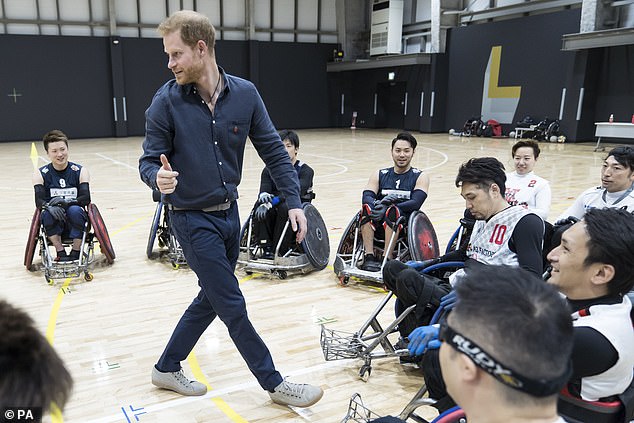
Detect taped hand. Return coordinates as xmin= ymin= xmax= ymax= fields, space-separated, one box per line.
xmin=48 ymin=197 xmax=68 ymax=208
xmin=258 ymin=192 xmax=274 ymax=204
xmin=369 ymin=202 xmax=388 ymax=222
xmin=407 ymin=325 xmax=440 ymax=356
xmin=254 ymin=202 xmax=272 ymax=221
xmin=44 ymin=205 xmax=66 ymax=223
xmin=380 ymin=193 xmax=402 ymax=205
xmin=554 ymin=216 xmax=580 ymax=227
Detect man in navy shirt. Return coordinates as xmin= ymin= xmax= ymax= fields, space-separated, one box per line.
xmin=139 ymin=10 xmax=322 ymax=407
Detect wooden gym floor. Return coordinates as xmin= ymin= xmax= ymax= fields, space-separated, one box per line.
xmin=0 ymin=129 xmax=617 ymax=422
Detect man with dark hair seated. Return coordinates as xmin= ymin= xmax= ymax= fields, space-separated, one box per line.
xmin=33 ymin=130 xmax=91 ymax=262
xmin=547 ymin=207 xmax=634 ymax=402
xmin=406 ymin=207 xmax=634 ymax=416
xmin=252 ymin=129 xmax=314 ymax=259
xmin=373 ymin=265 xmax=573 ymax=423
xmin=557 ymin=146 xmax=634 ymax=220
xmin=384 ymin=157 xmax=544 ymax=340
xmin=359 ymin=132 xmax=430 ymax=271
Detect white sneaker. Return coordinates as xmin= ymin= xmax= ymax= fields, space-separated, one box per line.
xmin=151 ymin=367 xmax=207 ymax=396
xmin=269 ymin=379 xmax=324 ymax=407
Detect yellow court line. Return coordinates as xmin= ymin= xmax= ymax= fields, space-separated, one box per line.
xmin=46 ymin=278 xmax=72 ymax=344
xmin=187 ymin=353 xmax=249 ymax=423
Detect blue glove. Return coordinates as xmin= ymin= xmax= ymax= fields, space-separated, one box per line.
xmin=439 ymin=291 xmax=457 ymax=311
xmin=405 ymin=260 xmax=426 ymax=270
xmin=407 ymin=325 xmax=440 ymax=356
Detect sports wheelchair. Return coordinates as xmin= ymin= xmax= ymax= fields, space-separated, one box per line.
xmin=24 ymin=203 xmax=115 ymax=284
xmin=320 ymin=212 xmax=464 ymax=381
xmin=146 ymin=190 xmax=187 ymax=269
xmin=237 ymin=202 xmax=330 ymax=279
xmin=339 ymin=305 xmax=467 ymax=423
xmin=558 ymin=380 xmax=634 ymax=423
xmin=333 ymin=209 xmax=440 ymax=286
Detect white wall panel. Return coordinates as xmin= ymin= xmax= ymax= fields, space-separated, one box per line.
xmin=320 ymin=0 xmax=336 ymax=31
xmin=254 ymin=0 xmax=271 ymax=40
xmin=197 ymin=0 xmax=222 ymax=27
xmin=59 ymin=0 xmax=90 ymax=21
xmin=416 ymin=0 xmax=431 ymax=21
xmin=139 ymin=0 xmax=167 ymax=26
xmin=38 ymin=0 xmax=58 ymax=20
xmin=223 ymin=0 xmax=246 ymax=27
xmin=273 ymin=0 xmax=294 ymax=29
xmin=91 ymin=0 xmax=109 ymax=21
xmin=298 ymin=0 xmax=318 ymax=29
xmin=4 ymin=0 xmax=37 ymax=19
xmin=115 ymin=0 xmax=138 ymax=24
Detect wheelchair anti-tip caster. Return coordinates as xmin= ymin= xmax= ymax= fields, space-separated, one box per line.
xmin=276 ymin=270 xmax=287 ymax=279
xmin=338 ymin=275 xmax=349 ymax=286
xmin=171 ymin=261 xmax=180 ymax=270
xmin=359 ymin=364 xmax=372 ymax=382
xmin=84 ymin=272 xmax=93 ymax=281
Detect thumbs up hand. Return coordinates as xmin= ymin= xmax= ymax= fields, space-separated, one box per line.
xmin=157 ymin=154 xmax=179 ymax=194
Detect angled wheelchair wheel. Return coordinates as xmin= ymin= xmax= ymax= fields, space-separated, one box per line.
xmin=407 ymin=210 xmax=440 ymax=261
xmin=88 ymin=203 xmax=115 ymax=264
xmin=301 ymin=203 xmax=330 ymax=270
xmin=147 ymin=201 xmax=163 ymax=259
xmin=24 ymin=208 xmax=41 ymax=270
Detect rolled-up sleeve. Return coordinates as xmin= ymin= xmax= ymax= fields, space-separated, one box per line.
xmin=248 ymin=88 xmax=301 ymax=210
xmin=139 ymin=91 xmax=173 ymax=191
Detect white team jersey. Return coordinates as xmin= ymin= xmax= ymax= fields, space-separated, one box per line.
xmin=450 ymin=206 xmax=532 ymax=285
xmin=559 ymin=185 xmax=634 ymax=220
xmin=572 ymin=296 xmax=634 ymax=401
xmin=505 ymin=171 xmax=551 ymax=220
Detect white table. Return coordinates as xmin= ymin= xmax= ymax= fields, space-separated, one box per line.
xmin=594 ymin=122 xmax=634 ymax=151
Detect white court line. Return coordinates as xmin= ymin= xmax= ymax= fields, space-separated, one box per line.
xmin=82 ymin=360 xmax=350 ymax=423
xmin=94 ymin=152 xmax=137 ymax=171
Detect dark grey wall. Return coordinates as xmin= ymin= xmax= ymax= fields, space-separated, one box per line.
xmin=445 ymin=10 xmax=580 ymax=138
xmin=0 ymin=34 xmax=335 ymax=142
xmin=1 ymin=35 xmax=114 ymax=141
xmin=327 ymin=9 xmax=634 ymax=141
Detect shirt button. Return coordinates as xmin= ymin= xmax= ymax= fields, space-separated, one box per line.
xmin=214 ymin=142 xmax=218 ymax=145
xmin=219 ymin=162 xmax=222 ymax=165
xmin=213 ymin=120 xmax=216 ymax=124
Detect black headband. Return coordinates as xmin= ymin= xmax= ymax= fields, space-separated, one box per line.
xmin=440 ymin=320 xmax=571 ymax=397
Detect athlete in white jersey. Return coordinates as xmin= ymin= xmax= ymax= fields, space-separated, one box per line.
xmin=505 ymin=139 xmax=551 ymax=220
xmin=547 ymin=208 xmax=634 ymax=402
xmin=558 ymin=146 xmax=634 ymax=220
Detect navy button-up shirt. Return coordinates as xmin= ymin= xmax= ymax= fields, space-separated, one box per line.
xmin=139 ymin=68 xmax=301 ymax=210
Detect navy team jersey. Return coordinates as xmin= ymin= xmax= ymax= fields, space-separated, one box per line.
xmin=377 ymin=167 xmax=422 ymax=201
xmin=39 ymin=162 xmax=82 ymax=202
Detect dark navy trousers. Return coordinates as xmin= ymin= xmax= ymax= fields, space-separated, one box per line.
xmin=41 ymin=205 xmax=86 ymax=239
xmin=155 ymin=203 xmax=283 ymax=391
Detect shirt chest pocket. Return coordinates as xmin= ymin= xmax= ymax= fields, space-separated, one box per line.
xmin=227 ymin=119 xmax=249 ymax=143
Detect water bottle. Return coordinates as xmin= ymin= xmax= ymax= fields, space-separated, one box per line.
xmin=609 ymin=114 xmax=614 ymax=123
